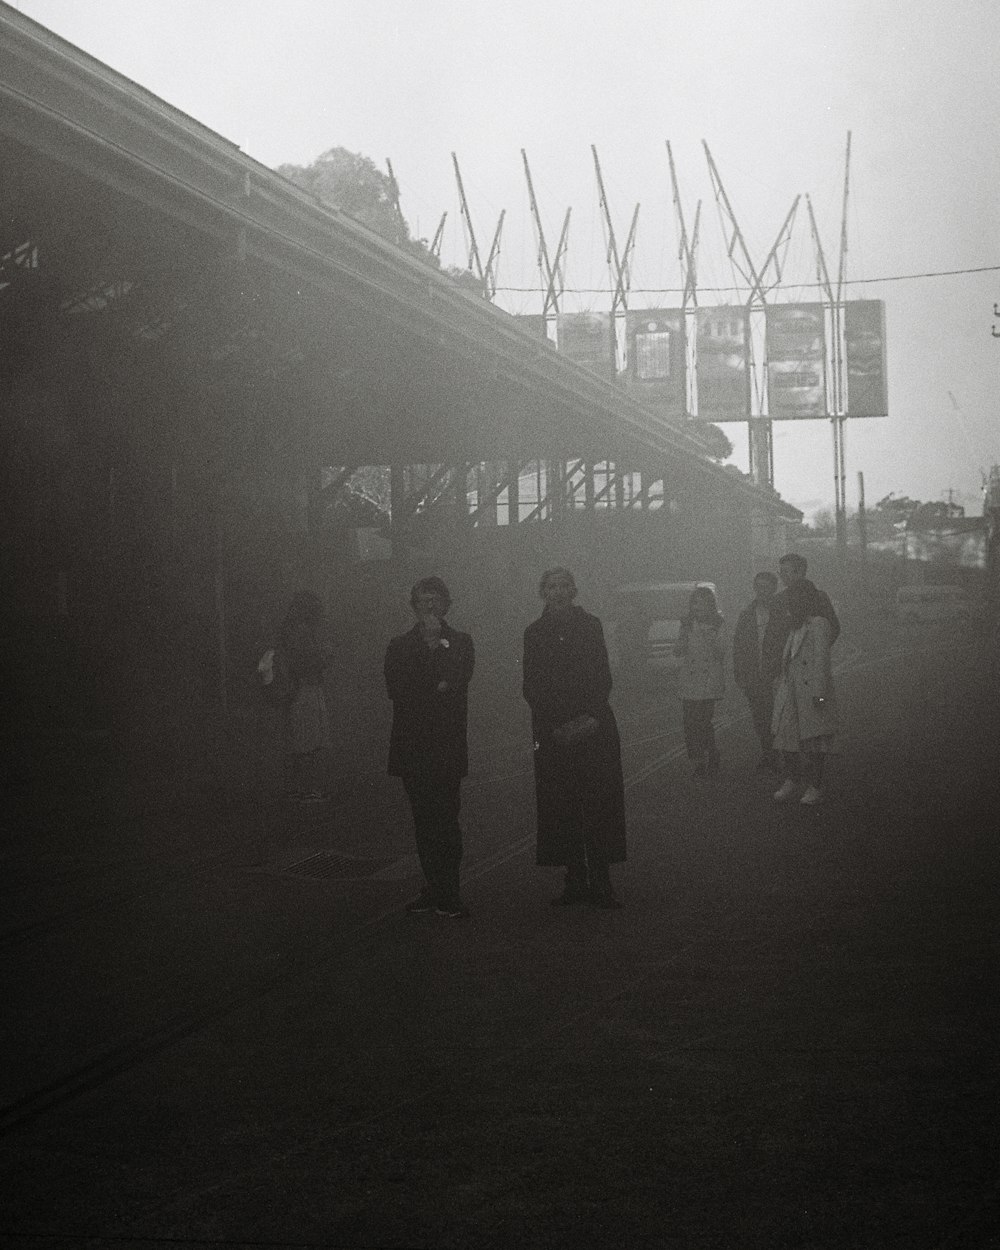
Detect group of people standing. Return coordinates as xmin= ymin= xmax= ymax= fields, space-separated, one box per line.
xmin=272 ymin=553 xmax=841 ymax=922
xmin=383 ymin=569 xmax=626 ymax=919
xmin=729 ymin=552 xmax=841 ymax=803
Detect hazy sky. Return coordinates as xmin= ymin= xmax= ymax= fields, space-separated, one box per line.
xmin=14 ymin=0 xmax=1000 ymax=517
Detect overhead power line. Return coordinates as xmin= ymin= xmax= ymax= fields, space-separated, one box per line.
xmin=493 ymin=262 xmax=1000 ymax=297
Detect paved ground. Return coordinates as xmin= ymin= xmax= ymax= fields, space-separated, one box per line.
xmin=1 ymin=604 xmax=998 ymax=1249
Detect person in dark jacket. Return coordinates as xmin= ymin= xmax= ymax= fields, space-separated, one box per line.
xmin=732 ymin=571 xmax=780 ymax=773
xmin=761 ymin=553 xmax=841 ymax=684
xmin=385 ymin=576 xmax=475 ymax=919
xmin=522 ymin=568 xmax=627 ymax=909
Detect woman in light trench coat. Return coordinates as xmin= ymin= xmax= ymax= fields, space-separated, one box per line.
xmin=771 ymin=579 xmax=840 ymax=805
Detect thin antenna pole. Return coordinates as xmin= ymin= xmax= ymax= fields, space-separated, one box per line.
xmin=703 ymin=141 xmax=763 ymax=297
xmin=429 ymin=211 xmax=447 ymax=260
xmin=834 ymin=132 xmax=852 ymax=556
xmin=806 ymin=193 xmax=838 ymax=415
xmin=703 ymin=141 xmax=770 ymax=480
xmin=751 ymin=196 xmax=801 ymax=304
xmin=592 ymin=145 xmax=638 ymax=314
xmin=522 ymin=149 xmax=567 ymax=320
xmin=385 ymin=157 xmax=403 ymax=226
xmin=452 ymin=152 xmax=483 ymax=280
xmin=836 ymin=131 xmax=852 ymax=304
xmin=483 ymin=209 xmax=505 ymax=302
xmin=667 ymin=141 xmax=699 ymax=309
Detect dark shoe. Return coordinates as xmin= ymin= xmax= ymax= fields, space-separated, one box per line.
xmin=589 ymin=889 xmax=623 ymax=910
xmin=435 ymin=902 xmax=471 ymax=919
xmin=405 ymin=893 xmax=436 ymax=914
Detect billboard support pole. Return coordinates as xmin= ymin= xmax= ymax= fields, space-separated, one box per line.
xmin=666 ymin=141 xmax=701 ymax=417
xmin=522 ymin=149 xmax=570 ymax=331
xmin=451 ymin=153 xmax=484 ymax=284
xmin=592 ymin=144 xmax=639 ymax=378
xmin=834 ymin=132 xmax=852 ymax=559
xmin=704 ymin=144 xmax=800 ymax=489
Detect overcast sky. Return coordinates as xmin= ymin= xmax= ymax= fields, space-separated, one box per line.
xmin=14 ymin=0 xmax=1000 ymax=517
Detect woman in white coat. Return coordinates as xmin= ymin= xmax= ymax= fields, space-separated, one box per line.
xmin=675 ymin=585 xmax=727 ymax=776
xmin=771 ymin=579 xmax=840 ymax=805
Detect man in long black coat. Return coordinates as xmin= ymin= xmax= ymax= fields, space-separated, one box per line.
xmin=385 ymin=576 xmax=475 ymax=919
xmin=522 ymin=567 xmax=627 ymax=909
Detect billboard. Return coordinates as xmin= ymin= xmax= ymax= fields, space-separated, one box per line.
xmin=845 ymin=300 xmax=888 ymax=416
xmin=765 ymin=303 xmax=828 ymax=418
xmin=556 ymin=312 xmax=613 ymax=378
xmin=625 ymin=309 xmax=686 ymax=419
xmin=694 ymin=306 xmax=750 ymax=420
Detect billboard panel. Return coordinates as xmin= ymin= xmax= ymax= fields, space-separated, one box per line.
xmin=765 ymin=303 xmax=827 ymax=418
xmin=694 ymin=306 xmax=750 ymax=420
xmin=556 ymin=312 xmax=613 ymax=378
xmin=624 ymin=309 xmax=686 ymax=418
xmin=845 ymin=300 xmax=888 ymax=416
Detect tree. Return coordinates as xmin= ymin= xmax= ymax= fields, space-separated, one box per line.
xmin=699 ymin=423 xmax=734 ymax=461
xmin=277 ymin=147 xmax=434 ymax=265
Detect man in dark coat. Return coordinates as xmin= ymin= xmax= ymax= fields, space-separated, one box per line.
xmin=732 ymin=571 xmax=780 ymax=772
xmin=761 ymin=552 xmax=841 ymax=685
xmin=522 ymin=567 xmax=627 ymax=909
xmin=385 ymin=576 xmax=475 ymax=919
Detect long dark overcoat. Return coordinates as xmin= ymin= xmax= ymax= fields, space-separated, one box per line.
xmin=384 ymin=621 xmax=475 ymax=780
xmin=522 ymin=605 xmax=627 ymax=867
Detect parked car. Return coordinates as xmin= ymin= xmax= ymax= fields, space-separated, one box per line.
xmin=895 ymin=584 xmax=973 ymax=624
xmin=605 ymin=580 xmax=718 ymax=677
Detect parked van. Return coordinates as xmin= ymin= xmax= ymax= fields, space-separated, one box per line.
xmin=606 ymin=581 xmax=718 ymax=676
xmin=896 ymin=584 xmax=973 ymax=624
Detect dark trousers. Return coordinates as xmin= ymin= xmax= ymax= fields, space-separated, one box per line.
xmin=744 ymin=680 xmax=776 ymax=761
xmin=560 ymin=794 xmax=612 ymax=893
xmin=682 ymin=699 xmax=718 ymax=761
xmin=402 ymin=773 xmax=464 ymax=906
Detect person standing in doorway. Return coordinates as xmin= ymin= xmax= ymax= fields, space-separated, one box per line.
xmin=675 ymin=585 xmax=727 ymax=777
xmin=522 ymin=568 xmax=627 ymax=909
xmin=733 ymin=571 xmax=781 ymax=773
xmin=385 ymin=577 xmax=475 ymax=919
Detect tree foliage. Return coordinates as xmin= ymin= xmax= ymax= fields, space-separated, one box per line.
xmin=699 ymin=423 xmax=734 ymax=461
xmin=277 ymin=147 xmax=435 ymax=265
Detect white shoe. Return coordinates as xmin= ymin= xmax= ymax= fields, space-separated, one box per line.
xmin=773 ymin=779 xmax=798 ymax=802
xmin=799 ymin=785 xmax=823 ymax=805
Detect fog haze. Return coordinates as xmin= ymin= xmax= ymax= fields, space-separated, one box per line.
xmin=16 ymin=0 xmax=1000 ymax=517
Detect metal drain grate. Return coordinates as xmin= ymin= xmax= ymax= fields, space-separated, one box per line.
xmin=281 ymin=852 xmax=401 ymax=880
